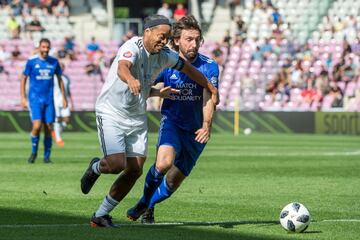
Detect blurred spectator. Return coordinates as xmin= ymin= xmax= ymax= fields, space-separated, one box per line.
xmin=0 ymin=60 xmax=9 ymax=75
xmin=173 ymin=3 xmax=187 ymax=21
xmin=334 ymin=17 xmax=345 ymax=32
xmin=86 ymin=49 xmax=105 ymax=82
xmin=11 ymin=45 xmax=23 ymax=61
xmin=26 ymin=15 xmax=45 ymax=35
xmin=57 ymin=45 xmax=67 ymax=59
xmin=52 ymin=0 xmax=69 ymax=17
xmin=252 ymin=46 xmax=262 ymax=61
xmin=0 ymin=45 xmax=10 ymax=62
xmin=86 ymin=36 xmax=100 ymax=60
xmin=229 ymin=0 xmax=240 ymax=20
xmin=22 ymin=2 xmax=32 ymax=18
xmin=328 ymin=83 xmax=343 ymax=107
xmin=253 ymin=0 xmax=263 ymax=10
xmin=157 ymin=3 xmax=172 ymax=20
xmin=63 ymin=36 xmax=75 ymax=51
xmin=234 ymin=15 xmax=247 ymax=40
xmin=342 ymin=39 xmax=352 ymax=56
xmin=265 ymin=0 xmax=273 ymax=8
xmin=271 ymin=25 xmax=283 ymax=44
xmin=109 ymin=52 xmax=117 ymax=66
xmin=290 ymin=60 xmax=304 ymax=87
xmin=10 ymin=0 xmax=22 ymax=16
xmin=259 ymin=38 xmax=273 ymax=59
xmin=40 ymin=0 xmax=53 ymax=14
xmin=119 ymin=30 xmax=135 ymax=47
xmin=211 ymin=44 xmax=224 ymax=67
xmin=221 ymin=30 xmax=232 ymax=54
xmin=333 ymin=59 xmax=345 ymax=82
xmin=322 ymin=16 xmax=333 ymax=32
xmin=0 ymin=0 xmax=8 ymax=8
xmin=325 ymin=55 xmax=333 ymax=70
xmin=270 ymin=7 xmax=282 ymax=25
xmin=6 ymin=15 xmax=21 ymax=39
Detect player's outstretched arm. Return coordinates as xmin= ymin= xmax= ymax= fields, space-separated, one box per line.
xmin=180 ymin=60 xmax=219 ymax=105
xmin=56 ymin=74 xmax=68 ymax=109
xmin=20 ymin=74 xmax=28 ymax=109
xmin=118 ymin=60 xmax=141 ymax=95
xmin=149 ymin=83 xmax=180 ymax=99
xmin=195 ymin=89 xmax=215 ymax=143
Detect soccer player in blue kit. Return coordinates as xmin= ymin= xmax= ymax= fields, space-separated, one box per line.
xmin=127 ymin=15 xmax=219 ymax=223
xmin=20 ymin=38 xmax=68 ymax=163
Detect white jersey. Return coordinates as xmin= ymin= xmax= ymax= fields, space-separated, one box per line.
xmin=95 ymin=36 xmax=179 ymax=126
xmin=54 ymin=74 xmax=71 ymax=107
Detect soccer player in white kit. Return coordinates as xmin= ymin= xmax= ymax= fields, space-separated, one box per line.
xmin=53 ymin=63 xmax=73 ymax=146
xmin=80 ymin=15 xmax=218 ymax=227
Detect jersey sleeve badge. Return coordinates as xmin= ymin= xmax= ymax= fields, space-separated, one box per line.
xmin=123 ymin=51 xmax=133 ymax=58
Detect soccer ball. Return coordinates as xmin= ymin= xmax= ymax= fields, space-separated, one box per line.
xmin=243 ymin=128 xmax=252 ymax=135
xmin=280 ymin=202 xmax=310 ymax=233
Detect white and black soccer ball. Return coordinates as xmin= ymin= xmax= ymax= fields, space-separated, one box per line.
xmin=280 ymin=202 xmax=310 ymax=233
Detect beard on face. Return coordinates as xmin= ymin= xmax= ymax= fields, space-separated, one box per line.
xmin=183 ymin=49 xmax=197 ymax=61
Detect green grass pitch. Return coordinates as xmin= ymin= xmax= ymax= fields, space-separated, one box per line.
xmin=0 ymin=132 xmax=359 ymax=240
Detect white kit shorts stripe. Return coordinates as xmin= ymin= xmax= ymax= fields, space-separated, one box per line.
xmin=96 ymin=114 xmax=148 ymax=157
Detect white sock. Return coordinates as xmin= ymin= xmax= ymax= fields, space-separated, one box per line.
xmin=54 ymin=122 xmax=62 ymax=141
xmin=92 ymin=161 xmax=101 ymax=175
xmin=61 ymin=122 xmax=67 ymax=128
xmin=95 ymin=194 xmax=119 ymax=217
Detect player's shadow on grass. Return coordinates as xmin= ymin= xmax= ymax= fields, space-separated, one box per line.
xmin=0 ymin=208 xmax=305 ymax=240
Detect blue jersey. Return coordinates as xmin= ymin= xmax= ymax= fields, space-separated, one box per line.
xmin=155 ymin=54 xmax=219 ymax=131
xmin=23 ymin=55 xmax=62 ymax=104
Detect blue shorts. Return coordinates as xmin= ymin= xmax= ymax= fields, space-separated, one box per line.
xmin=157 ymin=118 xmax=206 ymax=176
xmin=29 ymin=100 xmax=55 ymax=123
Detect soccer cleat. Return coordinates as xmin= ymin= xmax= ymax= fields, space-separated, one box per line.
xmin=126 ymin=201 xmax=148 ymax=221
xmin=80 ymin=157 xmax=100 ymax=194
xmin=90 ymin=214 xmax=117 ymax=228
xmin=141 ymin=208 xmax=155 ymax=224
xmin=56 ymin=139 xmax=65 ymax=147
xmin=44 ymin=158 xmax=52 ymax=164
xmin=28 ymin=153 xmax=37 ymax=164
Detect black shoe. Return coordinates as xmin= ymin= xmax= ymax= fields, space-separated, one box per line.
xmin=127 ymin=201 xmax=148 ymax=221
xmin=90 ymin=214 xmax=117 ymax=228
xmin=80 ymin=157 xmax=100 ymax=194
xmin=44 ymin=158 xmax=52 ymax=164
xmin=141 ymin=208 xmax=155 ymax=224
xmin=28 ymin=153 xmax=37 ymax=164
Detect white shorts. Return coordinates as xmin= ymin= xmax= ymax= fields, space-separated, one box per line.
xmin=55 ymin=105 xmax=71 ymax=118
xmin=96 ymin=114 xmax=148 ymax=157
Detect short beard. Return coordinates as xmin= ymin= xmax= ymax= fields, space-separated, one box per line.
xmin=183 ymin=51 xmax=197 ymax=62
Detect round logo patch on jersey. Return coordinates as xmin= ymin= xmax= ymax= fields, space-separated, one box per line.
xmin=123 ymin=51 xmax=133 ymax=58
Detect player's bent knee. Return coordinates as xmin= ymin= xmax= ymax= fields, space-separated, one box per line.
xmin=155 ymin=161 xmax=172 ymax=174
xmin=124 ymin=168 xmax=143 ymax=180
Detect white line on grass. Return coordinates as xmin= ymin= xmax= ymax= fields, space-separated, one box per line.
xmin=1 ymin=151 xmax=360 ymax=159
xmin=321 ymin=219 xmax=360 ymax=223
xmin=203 ymin=151 xmax=360 ymax=157
xmin=0 ymin=219 xmax=359 ymax=228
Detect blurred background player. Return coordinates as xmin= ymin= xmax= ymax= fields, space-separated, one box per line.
xmin=53 ymin=62 xmax=74 ymax=146
xmin=80 ymin=14 xmax=218 ymax=227
xmin=127 ymin=15 xmax=219 ymax=224
xmin=20 ymin=38 xmax=68 ymax=164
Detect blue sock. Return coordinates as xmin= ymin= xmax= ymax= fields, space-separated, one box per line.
xmin=31 ymin=135 xmax=40 ymax=154
xmin=140 ymin=165 xmax=164 ymax=206
xmin=148 ymin=178 xmax=175 ymax=209
xmin=44 ymin=136 xmax=52 ymax=159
